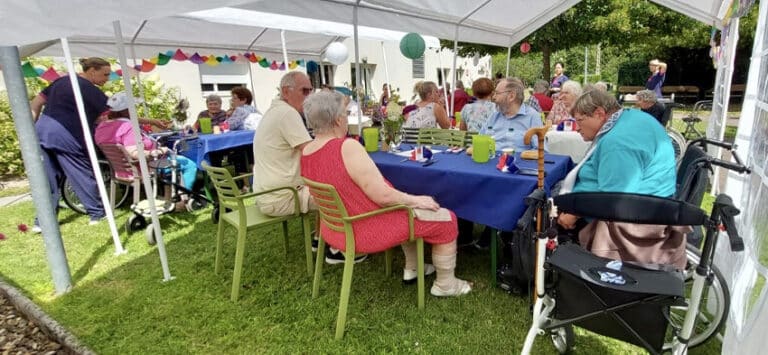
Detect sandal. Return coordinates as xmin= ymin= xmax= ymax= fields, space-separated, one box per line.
xmin=430 ymin=279 xmax=473 ymax=297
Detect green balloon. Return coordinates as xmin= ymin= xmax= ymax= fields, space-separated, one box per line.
xmin=400 ymin=33 xmax=425 ymax=59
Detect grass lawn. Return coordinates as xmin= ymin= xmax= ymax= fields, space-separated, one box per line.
xmin=0 ymin=201 xmax=723 ymax=354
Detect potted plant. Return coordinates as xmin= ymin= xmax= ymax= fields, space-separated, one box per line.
xmin=381 ymin=101 xmax=404 ymax=152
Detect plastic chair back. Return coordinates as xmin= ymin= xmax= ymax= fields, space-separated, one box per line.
xmin=417 ymin=128 xmax=466 ymax=146
xmin=401 ymin=127 xmax=420 ymax=144
xmin=463 ymin=131 xmax=479 ymax=147
xmin=303 ymin=178 xmax=350 ymax=235
xmin=202 ymin=162 xmax=245 ymax=212
xmin=98 ymin=143 xmax=140 ymax=182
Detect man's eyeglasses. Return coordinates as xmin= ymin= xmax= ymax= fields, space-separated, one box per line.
xmin=300 ymin=87 xmax=314 ymax=95
xmin=493 ymin=90 xmax=512 ymax=96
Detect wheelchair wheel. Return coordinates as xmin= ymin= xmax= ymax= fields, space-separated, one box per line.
xmin=663 ymin=245 xmax=730 ymax=350
xmin=666 ymin=129 xmax=687 ymax=166
xmin=61 ymin=160 xmax=130 ymax=214
xmin=145 ymin=225 xmax=156 ymax=245
xmin=126 ymin=214 xmax=147 ymax=233
xmin=186 ymin=198 xmax=208 ymax=211
xmin=550 ymin=325 xmax=574 ymax=354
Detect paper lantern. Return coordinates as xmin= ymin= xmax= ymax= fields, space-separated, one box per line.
xmin=400 ymin=33 xmax=425 ymax=59
xmin=324 ymin=42 xmax=348 ymax=65
xmin=520 ymin=42 xmax=531 ymax=54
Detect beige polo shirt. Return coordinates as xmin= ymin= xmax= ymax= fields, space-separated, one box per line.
xmin=252 ymin=98 xmax=312 ymax=208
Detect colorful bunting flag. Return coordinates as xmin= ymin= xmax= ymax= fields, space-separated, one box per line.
xmin=157 ymin=53 xmax=171 ymax=65
xmin=259 ymin=58 xmax=270 ymax=68
xmin=140 ymin=59 xmax=156 ymax=73
xmin=188 ymin=53 xmax=205 ymax=64
xmin=205 ymin=55 xmax=220 ymax=66
xmin=21 ymin=62 xmax=38 ymax=77
xmin=40 ymin=67 xmax=61 ymax=82
xmin=279 ymin=62 xmax=286 ymax=71
xmin=172 ymin=49 xmax=188 ymax=61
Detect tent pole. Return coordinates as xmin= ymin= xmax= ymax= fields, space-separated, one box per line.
xmin=0 ymin=46 xmax=73 ymax=295
xmin=450 ymin=26 xmax=459 ymax=118
xmin=280 ymin=30 xmax=289 ymax=68
xmin=710 ymin=18 xmax=740 ymax=194
xmin=505 ymin=46 xmax=511 ymax=76
xmin=353 ymin=0 xmax=363 ymax=135
xmin=436 ymin=49 xmax=449 ymax=112
xmin=320 ymin=62 xmax=326 ymax=85
xmin=584 ymin=46 xmax=588 ymax=85
xmin=381 ymin=41 xmax=390 ymax=102
xmin=129 ymin=45 xmax=151 ymax=118
xmin=61 ymin=38 xmax=126 ymax=256
xmin=113 ymin=20 xmax=173 ymax=281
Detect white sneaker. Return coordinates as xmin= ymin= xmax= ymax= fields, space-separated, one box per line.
xmin=403 ymin=264 xmax=436 ymax=284
xmin=31 ymin=225 xmax=42 ymax=234
xmin=431 ymin=279 xmax=473 ymax=297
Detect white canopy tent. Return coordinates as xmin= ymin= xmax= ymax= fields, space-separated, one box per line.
xmin=2 ymin=1 xmax=766 ymax=352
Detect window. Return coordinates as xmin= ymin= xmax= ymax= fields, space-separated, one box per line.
xmin=350 ymin=63 xmax=377 ymax=97
xmin=412 ymin=56 xmax=425 ymax=79
xmin=199 ymin=64 xmax=250 ymax=105
xmin=309 ymin=64 xmax=335 ymax=89
xmin=436 ymin=68 xmax=451 ymax=86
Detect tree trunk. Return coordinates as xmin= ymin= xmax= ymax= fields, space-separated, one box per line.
xmin=542 ymin=43 xmax=552 ymax=82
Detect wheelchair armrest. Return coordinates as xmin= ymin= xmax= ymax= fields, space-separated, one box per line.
xmin=553 ymin=192 xmax=708 ymax=226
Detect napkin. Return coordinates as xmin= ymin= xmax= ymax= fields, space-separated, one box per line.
xmin=413 ymin=208 xmax=452 ymax=222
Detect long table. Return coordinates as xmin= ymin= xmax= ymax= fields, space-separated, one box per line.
xmin=168 ymin=130 xmax=255 ymax=170
xmin=370 ymin=149 xmax=572 ymax=232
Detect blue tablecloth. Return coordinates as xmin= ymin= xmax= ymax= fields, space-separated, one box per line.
xmin=371 ymin=150 xmax=573 ymax=232
xmin=165 ymin=130 xmax=255 ymax=170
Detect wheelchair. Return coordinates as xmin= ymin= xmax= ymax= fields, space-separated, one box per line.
xmin=60 ymin=158 xmax=130 ymax=214
xmin=520 ymin=192 xmax=744 ymax=355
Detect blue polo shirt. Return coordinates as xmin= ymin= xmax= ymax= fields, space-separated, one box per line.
xmin=40 ymin=75 xmax=108 ymax=144
xmin=479 ymin=103 xmax=545 ymax=152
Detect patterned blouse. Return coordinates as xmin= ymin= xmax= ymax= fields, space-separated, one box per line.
xmin=402 ymin=102 xmax=438 ymax=129
xmin=460 ymin=100 xmax=497 ymax=133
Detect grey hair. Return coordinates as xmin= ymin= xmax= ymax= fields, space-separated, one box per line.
xmin=280 ymin=71 xmax=307 ymax=89
xmin=560 ymin=80 xmax=583 ymax=96
xmin=303 ymin=91 xmax=346 ymax=134
xmin=205 ymin=94 xmax=222 ymax=104
xmin=572 ymin=89 xmax=621 ymax=117
xmin=594 ymin=81 xmax=608 ymax=92
xmin=533 ymin=80 xmax=549 ymax=93
xmin=636 ymin=89 xmax=657 ymax=103
xmin=500 ymin=77 xmax=525 ymax=104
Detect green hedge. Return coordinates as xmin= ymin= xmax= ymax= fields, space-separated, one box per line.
xmin=0 ymin=93 xmax=24 ymax=176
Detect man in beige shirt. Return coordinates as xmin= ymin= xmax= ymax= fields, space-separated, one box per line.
xmin=252 ymin=72 xmax=314 ymax=216
xmin=252 ymin=72 xmax=367 ymax=264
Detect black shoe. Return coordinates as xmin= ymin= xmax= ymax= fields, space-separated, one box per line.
xmin=311 ymin=238 xmax=319 ymax=252
xmin=325 ymin=248 xmax=368 ymax=265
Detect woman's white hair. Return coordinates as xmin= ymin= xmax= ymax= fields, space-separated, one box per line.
xmin=560 ymin=80 xmax=583 ymax=96
xmin=303 ymin=91 xmax=346 ymax=134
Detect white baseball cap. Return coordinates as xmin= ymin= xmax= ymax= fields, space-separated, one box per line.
xmin=107 ymin=92 xmax=142 ymax=112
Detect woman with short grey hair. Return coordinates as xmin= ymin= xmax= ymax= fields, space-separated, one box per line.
xmin=300 ymin=91 xmax=472 ymax=297
xmin=303 ymin=91 xmax=347 ymax=134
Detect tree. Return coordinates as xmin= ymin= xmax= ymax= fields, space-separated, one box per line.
xmin=443 ymin=0 xmax=714 ymax=80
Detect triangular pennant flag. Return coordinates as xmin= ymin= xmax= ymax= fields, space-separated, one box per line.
xmin=205 ymin=55 xmax=220 ymax=66
xmin=297 ymin=60 xmax=305 ymax=67
xmin=270 ymin=61 xmax=279 ymax=70
xmin=234 ymin=55 xmax=249 ymax=63
xmin=116 ymin=69 xmax=123 ymax=76
xmin=279 ymin=62 xmax=286 ymax=71
xmin=34 ymin=68 xmax=44 ymax=75
xmin=165 ymin=50 xmax=174 ymax=57
xmin=217 ymin=56 xmax=227 ymax=63
xmin=188 ymin=53 xmax=205 ymax=64
xmin=157 ymin=53 xmax=171 ymax=65
xmin=288 ymin=61 xmax=298 ymax=70
xmin=21 ymin=62 xmax=38 ymax=77
xmin=108 ymin=71 xmax=120 ymax=81
xmin=140 ymin=59 xmax=156 ymax=72
xmin=40 ymin=67 xmax=61 ymax=82
xmin=259 ymin=58 xmax=270 ymax=68
xmin=149 ymin=56 xmax=159 ymax=64
xmin=172 ymin=49 xmax=188 ymax=61
xmin=230 ymin=55 xmax=237 ymax=62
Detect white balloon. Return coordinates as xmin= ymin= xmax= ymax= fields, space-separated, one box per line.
xmin=324 ymin=42 xmax=348 ymax=65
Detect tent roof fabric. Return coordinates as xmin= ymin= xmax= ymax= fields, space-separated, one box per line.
xmin=3 ymin=1 xmax=730 ymax=56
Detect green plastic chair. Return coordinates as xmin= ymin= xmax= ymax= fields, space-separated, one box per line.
xmin=303 ymin=177 xmax=425 ymax=339
xmin=202 ymin=162 xmax=314 ymax=301
xmin=417 ymin=128 xmax=466 ymax=147
xmin=463 ymin=131 xmax=479 ymax=148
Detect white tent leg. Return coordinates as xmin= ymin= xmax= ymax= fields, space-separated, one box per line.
xmin=113 ymin=20 xmax=173 ymax=281
xmin=353 ymin=1 xmax=363 ymax=136
xmin=505 ymin=46 xmax=511 ymax=77
xmin=280 ymin=29 xmax=289 ymax=68
xmin=381 ymin=41 xmax=390 ymax=101
xmin=60 ymin=38 xmax=126 ymax=256
xmin=450 ymin=26 xmax=459 ymax=116
xmin=0 ymin=46 xmax=72 ymax=294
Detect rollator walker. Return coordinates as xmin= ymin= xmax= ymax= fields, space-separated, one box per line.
xmin=518 ymin=128 xmax=750 ymax=354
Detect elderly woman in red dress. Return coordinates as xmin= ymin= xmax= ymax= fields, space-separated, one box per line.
xmin=300 ymin=91 xmax=471 ymax=297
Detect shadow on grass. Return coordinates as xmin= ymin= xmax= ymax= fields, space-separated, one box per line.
xmin=0 ymin=202 xmax=722 ymax=355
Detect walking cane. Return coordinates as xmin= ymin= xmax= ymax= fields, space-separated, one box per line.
xmin=523 ymin=126 xmax=548 ymax=304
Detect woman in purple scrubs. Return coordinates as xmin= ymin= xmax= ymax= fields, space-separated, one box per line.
xmin=30 ymin=57 xmax=111 ymax=228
